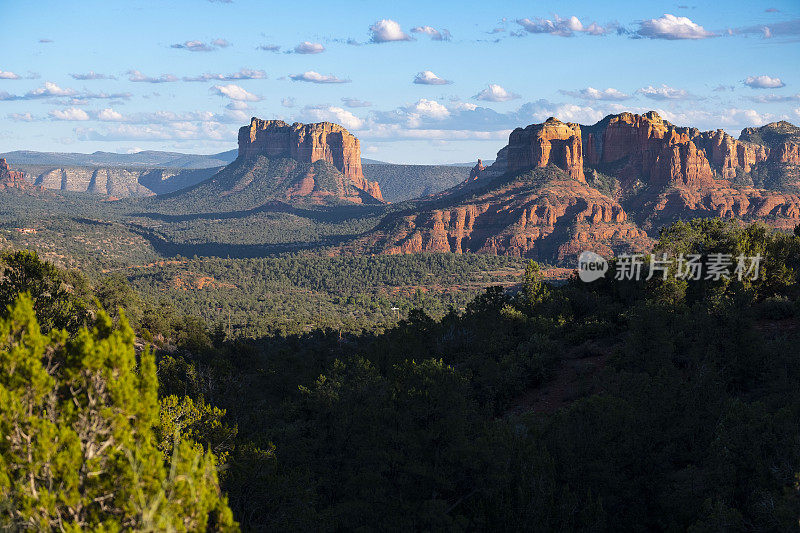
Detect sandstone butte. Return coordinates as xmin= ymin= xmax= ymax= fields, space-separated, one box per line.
xmin=238 ymin=117 xmax=383 ymax=201
xmin=0 ymin=158 xmax=35 ymax=190
xmin=362 ymin=112 xmax=800 ymax=263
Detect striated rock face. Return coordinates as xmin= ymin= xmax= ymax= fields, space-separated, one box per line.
xmin=16 ymin=165 xmax=218 ymax=197
xmin=0 ymin=159 xmax=33 ymax=189
xmin=360 ymin=170 xmax=652 ymax=261
xmin=238 ymin=117 xmax=382 ymax=201
xmin=364 ymin=112 xmax=800 ymax=264
xmin=506 ymin=118 xmax=585 ymax=182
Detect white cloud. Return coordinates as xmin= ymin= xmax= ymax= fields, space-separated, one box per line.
xmin=744 ymin=75 xmax=786 ymax=89
xmin=637 ymin=14 xmax=715 ymax=39
xmin=0 ymin=70 xmax=21 ymax=79
xmin=281 ymin=97 xmax=296 ymax=108
xmin=560 ymin=87 xmax=630 ymax=100
xmin=404 ymin=99 xmax=451 ymax=121
xmin=516 ymin=15 xmax=610 ymax=37
xmin=211 ymin=38 xmax=231 ymax=48
xmin=49 ymin=107 xmax=90 ymax=121
xmin=294 ymin=41 xmax=325 ymax=54
xmin=301 ymin=105 xmax=364 ymax=130
xmin=410 ymin=26 xmax=452 ymax=41
xmin=637 ymin=84 xmax=691 ymax=100
xmin=127 ymin=70 xmax=178 ymax=83
xmin=182 ymin=68 xmax=267 ymax=82
xmin=97 ymin=108 xmax=124 ymax=121
xmin=413 ymin=70 xmax=452 ymax=85
xmin=29 ymin=82 xmax=76 ymax=97
xmin=289 ymin=71 xmax=349 ymax=84
xmin=342 ymin=97 xmax=371 ymax=108
xmin=226 ymin=100 xmax=250 ymax=110
xmin=369 ymin=19 xmax=412 ymax=43
xmin=210 ymin=84 xmax=261 ymax=101
xmin=473 ymin=84 xmax=520 ymax=102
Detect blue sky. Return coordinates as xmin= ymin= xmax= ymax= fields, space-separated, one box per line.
xmin=1 ymin=0 xmax=799 ymax=163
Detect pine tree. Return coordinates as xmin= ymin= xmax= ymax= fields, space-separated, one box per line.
xmin=0 ymin=294 xmax=237 ymax=531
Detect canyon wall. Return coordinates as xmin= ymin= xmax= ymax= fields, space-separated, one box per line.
xmin=238 ymin=118 xmax=382 ymax=201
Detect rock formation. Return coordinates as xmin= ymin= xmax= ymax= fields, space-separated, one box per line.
xmin=238 ymin=117 xmax=382 ymax=201
xmin=0 ymin=159 xmax=33 ymax=189
xmin=16 ymin=165 xmax=218 ymax=197
xmin=504 ymin=118 xmax=585 ymax=182
xmin=363 ymin=112 xmax=800 ymax=264
xmin=360 ymin=170 xmax=651 ymax=261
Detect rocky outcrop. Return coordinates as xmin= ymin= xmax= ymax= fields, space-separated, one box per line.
xmin=362 ymin=170 xmax=651 ymax=261
xmin=16 ymin=165 xmax=219 ymax=197
xmin=0 ymin=159 xmax=33 ymax=189
xmin=468 ymin=159 xmax=485 ymax=181
xmin=238 ymin=117 xmax=382 ymax=201
xmin=365 ymin=113 xmax=800 ymax=264
xmin=505 ymin=118 xmax=585 ymax=182
xmin=693 ymin=130 xmax=769 ymax=179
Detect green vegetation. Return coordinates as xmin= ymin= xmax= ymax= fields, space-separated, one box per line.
xmin=3 ymin=218 xmax=800 ymax=530
xmin=0 ymin=295 xmax=236 ymax=531
xmin=126 ymin=253 xmax=526 ymax=336
xmin=363 ymin=163 xmax=469 ymax=202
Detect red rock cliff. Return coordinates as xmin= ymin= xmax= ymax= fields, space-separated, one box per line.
xmin=506 ymin=118 xmax=585 ymax=182
xmin=0 ymin=159 xmax=30 ymax=189
xmin=238 ymin=118 xmax=382 ymax=201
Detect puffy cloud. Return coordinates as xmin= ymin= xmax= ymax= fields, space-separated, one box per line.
xmin=516 ymin=15 xmax=611 ymax=37
xmin=473 ymin=84 xmax=520 ymax=102
xmin=49 ymin=107 xmax=90 ymax=121
xmin=29 ymin=82 xmax=76 ymax=97
xmin=560 ymin=87 xmax=630 ymax=100
xmin=413 ymin=70 xmax=452 ymax=85
xmin=0 ymin=82 xmax=87 ymax=101
xmin=127 ymin=70 xmax=178 ymax=83
xmin=97 ymin=108 xmax=124 ymax=121
xmin=293 ymin=41 xmax=325 ymax=54
xmin=210 ymin=84 xmax=261 ymax=101
xmin=301 ymin=105 xmax=364 ymax=130
xmin=637 ymin=84 xmax=692 ymax=100
xmin=289 ymin=71 xmax=350 ymax=84
xmin=636 ymin=14 xmax=715 ymax=39
xmin=0 ymin=70 xmax=21 ymax=79
xmin=182 ymin=68 xmax=267 ymax=82
xmin=342 ymin=97 xmax=371 ymax=108
xmin=410 ymin=26 xmax=452 ymax=41
xmin=281 ymin=97 xmax=296 ymax=108
xmin=70 ymin=71 xmax=116 ymax=80
xmin=257 ymin=44 xmax=281 ymax=52
xmin=404 ymin=99 xmax=450 ymax=121
xmin=211 ymin=38 xmax=231 ymax=48
xmin=744 ymin=75 xmax=786 ymax=89
xmin=369 ymin=19 xmax=411 ymax=43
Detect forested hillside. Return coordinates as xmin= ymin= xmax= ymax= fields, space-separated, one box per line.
xmin=3 ymin=218 xmax=800 ymax=530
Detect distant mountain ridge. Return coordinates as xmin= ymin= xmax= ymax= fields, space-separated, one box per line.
xmin=0 ymin=149 xmax=237 ymax=169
